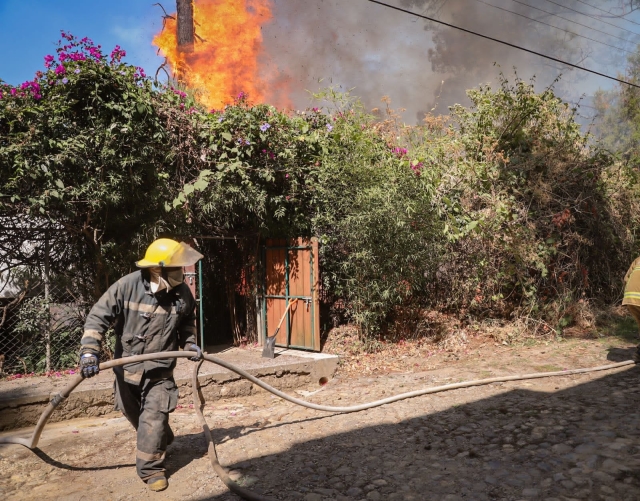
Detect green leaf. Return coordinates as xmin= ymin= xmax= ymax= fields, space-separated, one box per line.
xmin=193 ymin=179 xmax=209 ymax=191
xmin=222 ymin=132 xmax=232 ymax=141
xmin=55 ymin=179 xmax=65 ymax=189
xmin=466 ymin=220 xmax=479 ymax=232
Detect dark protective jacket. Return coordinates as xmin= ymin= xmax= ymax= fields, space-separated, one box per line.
xmin=80 ymin=270 xmax=197 ymax=381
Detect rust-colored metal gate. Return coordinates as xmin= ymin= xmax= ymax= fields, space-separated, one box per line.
xmin=262 ymin=238 xmax=320 ymax=351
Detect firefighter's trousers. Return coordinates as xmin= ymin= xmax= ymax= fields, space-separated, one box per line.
xmin=114 ymin=367 xmax=179 ymax=481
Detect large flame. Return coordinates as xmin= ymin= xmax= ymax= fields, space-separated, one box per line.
xmin=153 ymin=0 xmax=285 ymax=109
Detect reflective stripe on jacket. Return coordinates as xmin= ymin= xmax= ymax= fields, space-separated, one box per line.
xmin=623 ymin=257 xmax=640 ymax=307
xmin=80 ymin=270 xmax=197 ymax=376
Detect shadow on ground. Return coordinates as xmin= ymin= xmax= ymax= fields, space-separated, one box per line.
xmin=600 ymin=311 xmax=640 ymax=344
xmin=192 ymin=365 xmax=640 ymax=501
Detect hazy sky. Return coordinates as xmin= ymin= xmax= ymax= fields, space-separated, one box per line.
xmin=1 ymin=0 xmax=640 ymax=123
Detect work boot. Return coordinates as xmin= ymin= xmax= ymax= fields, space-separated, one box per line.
xmin=147 ymin=476 xmax=168 ymax=492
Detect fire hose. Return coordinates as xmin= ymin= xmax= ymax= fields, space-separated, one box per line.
xmin=0 ymin=351 xmax=636 ymax=501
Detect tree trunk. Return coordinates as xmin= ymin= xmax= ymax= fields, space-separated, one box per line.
xmin=176 ymin=0 xmax=195 ymax=53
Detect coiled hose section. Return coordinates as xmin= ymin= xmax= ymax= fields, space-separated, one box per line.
xmin=0 ymin=351 xmax=635 ymax=501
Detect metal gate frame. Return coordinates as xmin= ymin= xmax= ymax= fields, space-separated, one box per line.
xmin=261 ymin=238 xmax=320 ymax=351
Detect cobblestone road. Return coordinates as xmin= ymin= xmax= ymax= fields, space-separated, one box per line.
xmin=1 ymin=348 xmax=640 ymax=501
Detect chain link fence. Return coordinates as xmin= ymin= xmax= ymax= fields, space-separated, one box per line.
xmin=0 ymin=225 xmax=115 ymax=377
xmin=0 ymin=272 xmax=101 ymax=376
xmin=0 ymin=226 xmax=206 ymax=377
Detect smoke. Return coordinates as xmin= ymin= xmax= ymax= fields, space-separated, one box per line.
xmin=260 ymin=0 xmax=636 ymax=122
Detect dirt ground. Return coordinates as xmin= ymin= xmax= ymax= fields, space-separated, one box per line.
xmin=1 ymin=317 xmax=640 ymax=501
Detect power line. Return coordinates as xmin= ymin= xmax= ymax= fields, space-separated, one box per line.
xmin=573 ymin=0 xmax=640 ymax=28
xmin=542 ymin=0 xmax=640 ymax=37
xmin=474 ymin=0 xmax=635 ymax=55
xmin=365 ymin=0 xmax=640 ymax=90
xmin=512 ymin=0 xmax=640 ymax=42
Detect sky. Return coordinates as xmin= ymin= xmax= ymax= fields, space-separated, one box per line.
xmin=0 ymin=0 xmax=163 ymax=85
xmin=2 ymin=0 xmax=640 ymax=124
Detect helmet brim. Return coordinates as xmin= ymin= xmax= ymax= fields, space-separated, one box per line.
xmin=135 ymin=258 xmax=159 ymax=268
xmin=135 ymin=242 xmax=203 ymax=268
xmin=166 ymin=242 xmax=204 ymax=267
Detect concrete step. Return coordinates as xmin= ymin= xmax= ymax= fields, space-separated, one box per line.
xmin=0 ymin=346 xmax=339 ymax=431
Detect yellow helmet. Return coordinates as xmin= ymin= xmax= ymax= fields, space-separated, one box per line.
xmin=136 ymin=238 xmax=204 ymax=268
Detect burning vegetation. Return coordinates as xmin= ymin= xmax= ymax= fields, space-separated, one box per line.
xmin=153 ymin=0 xmax=274 ymax=109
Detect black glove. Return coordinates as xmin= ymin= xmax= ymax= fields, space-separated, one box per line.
xmin=80 ymin=353 xmax=100 ymax=378
xmin=185 ymin=342 xmax=202 ymax=361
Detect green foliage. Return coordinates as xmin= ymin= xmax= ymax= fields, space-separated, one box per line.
xmin=3 ymin=34 xmax=636 ymax=341
xmin=307 ymin=93 xmax=442 ymax=334
xmin=419 ymin=75 xmax=624 ymax=327
xmin=592 ymin=47 xmax=640 ymax=161
xmin=172 ymin=94 xmax=329 ymax=236
xmin=13 ymin=296 xmax=83 ymax=372
xmin=0 ymin=34 xmax=186 ymax=295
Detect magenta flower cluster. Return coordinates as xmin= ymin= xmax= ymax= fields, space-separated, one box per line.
xmin=0 ymin=31 xmax=150 ymax=103
xmin=392 ymin=147 xmax=408 ymax=157
xmin=391 ymin=146 xmax=424 ymax=176
xmin=110 ymin=45 xmax=126 ymax=63
xmin=170 ymin=87 xmax=188 ymax=99
xmin=411 ymin=162 xmax=424 ymax=175
xmin=262 ymin=149 xmax=276 ymax=160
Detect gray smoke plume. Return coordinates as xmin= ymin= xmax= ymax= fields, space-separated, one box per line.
xmin=260 ymin=0 xmax=638 ymax=123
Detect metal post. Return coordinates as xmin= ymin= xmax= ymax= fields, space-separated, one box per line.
xmin=44 ymin=237 xmax=51 ymax=373
xmin=198 ymin=259 xmax=204 ymax=349
xmin=285 ymin=245 xmax=290 ymax=346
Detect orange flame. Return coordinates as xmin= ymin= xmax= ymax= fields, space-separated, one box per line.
xmin=153 ymin=0 xmax=287 ymax=109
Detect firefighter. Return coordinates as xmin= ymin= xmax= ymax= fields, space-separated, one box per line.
xmin=623 ymin=256 xmax=640 ymax=362
xmin=78 ymin=238 xmax=204 ymax=492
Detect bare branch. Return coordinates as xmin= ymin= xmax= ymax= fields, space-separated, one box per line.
xmin=153 ymin=3 xmax=176 ymax=32
xmin=155 ymin=58 xmax=172 ymax=82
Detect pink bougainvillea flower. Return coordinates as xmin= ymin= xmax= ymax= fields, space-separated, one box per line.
xmin=44 ymin=54 xmax=55 ymax=68
xmin=392 ymin=147 xmax=408 ymax=158
xmin=55 ymin=65 xmax=66 ymax=75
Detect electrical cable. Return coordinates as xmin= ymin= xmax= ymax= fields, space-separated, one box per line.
xmin=365 ymin=0 xmax=640 ymax=90
xmin=473 ymin=0 xmax=635 ymax=55
xmin=573 ymin=0 xmax=640 ymax=27
xmin=0 ymin=351 xmax=636 ymax=500
xmin=540 ymin=0 xmax=640 ymax=37
xmin=510 ymin=0 xmax=639 ymax=43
